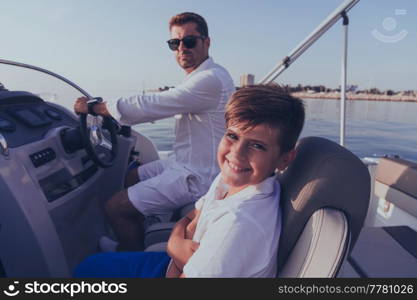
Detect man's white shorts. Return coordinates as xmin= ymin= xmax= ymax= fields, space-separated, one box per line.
xmin=127 ymin=159 xmax=206 ymax=216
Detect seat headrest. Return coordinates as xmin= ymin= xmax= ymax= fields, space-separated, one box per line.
xmin=276 ymin=137 xmax=370 ymax=270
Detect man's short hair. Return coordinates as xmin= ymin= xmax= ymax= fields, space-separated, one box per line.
xmin=169 ymin=12 xmax=209 ymax=37
xmin=225 ymin=84 xmax=305 ymax=153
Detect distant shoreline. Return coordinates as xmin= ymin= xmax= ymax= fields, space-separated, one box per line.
xmin=291 ymin=92 xmax=417 ymax=102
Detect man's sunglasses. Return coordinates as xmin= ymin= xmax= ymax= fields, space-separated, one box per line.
xmin=167 ymin=35 xmax=206 ymax=51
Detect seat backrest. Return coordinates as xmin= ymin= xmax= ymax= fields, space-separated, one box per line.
xmin=277 ymin=137 xmax=371 ymax=277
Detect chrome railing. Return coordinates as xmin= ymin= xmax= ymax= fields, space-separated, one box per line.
xmin=259 ymin=0 xmax=360 ymax=146
xmin=0 ymin=58 xmax=92 ymax=99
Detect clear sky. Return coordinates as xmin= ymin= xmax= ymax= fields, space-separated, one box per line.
xmin=1 ymin=0 xmax=416 ymax=103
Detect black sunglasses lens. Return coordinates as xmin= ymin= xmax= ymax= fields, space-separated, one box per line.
xmin=182 ymin=36 xmax=198 ymax=49
xmin=168 ymin=36 xmax=201 ymax=51
xmin=167 ymin=39 xmax=180 ymax=50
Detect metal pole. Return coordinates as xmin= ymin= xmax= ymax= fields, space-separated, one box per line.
xmin=340 ymin=12 xmax=349 ymax=146
xmin=259 ymin=0 xmax=360 ymax=84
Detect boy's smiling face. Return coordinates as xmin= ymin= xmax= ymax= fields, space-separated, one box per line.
xmin=217 ymin=123 xmax=295 ymax=196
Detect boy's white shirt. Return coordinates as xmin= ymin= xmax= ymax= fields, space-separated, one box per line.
xmin=183 ymin=173 xmax=281 ymax=278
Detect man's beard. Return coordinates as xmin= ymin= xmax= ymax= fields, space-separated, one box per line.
xmin=178 ymin=57 xmax=195 ymax=69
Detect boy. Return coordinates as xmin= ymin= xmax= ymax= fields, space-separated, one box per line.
xmin=74 ymin=84 xmax=305 ymax=277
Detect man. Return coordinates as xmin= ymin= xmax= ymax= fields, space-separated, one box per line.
xmin=74 ymin=12 xmax=235 ymax=251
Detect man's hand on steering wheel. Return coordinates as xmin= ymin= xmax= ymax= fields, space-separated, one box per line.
xmin=74 ymin=96 xmax=119 ymax=168
xmin=74 ymin=97 xmax=111 ymax=117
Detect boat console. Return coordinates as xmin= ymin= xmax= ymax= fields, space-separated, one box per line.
xmin=0 ymin=90 xmax=139 ymax=277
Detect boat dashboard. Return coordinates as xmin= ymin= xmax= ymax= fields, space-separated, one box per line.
xmin=0 ymin=91 xmax=77 ymax=147
xmin=0 ymin=90 xmax=143 ymax=277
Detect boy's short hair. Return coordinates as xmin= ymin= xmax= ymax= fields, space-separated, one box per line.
xmin=225 ymin=84 xmax=305 ymax=153
xmin=169 ymin=12 xmax=209 ymax=37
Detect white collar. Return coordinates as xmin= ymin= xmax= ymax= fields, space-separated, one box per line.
xmin=213 ymin=174 xmax=277 ymax=206
xmin=185 ymin=57 xmax=214 ymax=80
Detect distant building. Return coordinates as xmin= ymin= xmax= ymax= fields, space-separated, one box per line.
xmin=240 ymin=74 xmax=255 ymax=87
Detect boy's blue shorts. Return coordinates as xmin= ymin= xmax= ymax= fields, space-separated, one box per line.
xmin=74 ymin=252 xmax=171 ymax=278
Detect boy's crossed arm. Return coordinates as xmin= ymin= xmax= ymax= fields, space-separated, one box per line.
xmin=166 ymin=209 xmax=201 ymax=278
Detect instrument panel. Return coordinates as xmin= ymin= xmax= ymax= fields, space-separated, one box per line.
xmin=0 ymin=91 xmax=78 ymax=148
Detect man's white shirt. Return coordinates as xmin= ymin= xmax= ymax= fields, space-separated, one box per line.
xmin=107 ymin=57 xmax=235 ymax=187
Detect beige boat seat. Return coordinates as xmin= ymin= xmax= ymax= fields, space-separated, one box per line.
xmin=277 ymin=136 xmax=370 ymax=277
xmin=144 ymin=136 xmax=371 ymax=278
xmin=143 ymin=204 xmax=194 ymax=249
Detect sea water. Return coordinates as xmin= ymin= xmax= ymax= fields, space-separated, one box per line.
xmin=134 ymin=98 xmax=417 ymax=162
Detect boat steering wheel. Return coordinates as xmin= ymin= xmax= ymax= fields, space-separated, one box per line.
xmin=79 ymin=100 xmax=118 ymax=168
